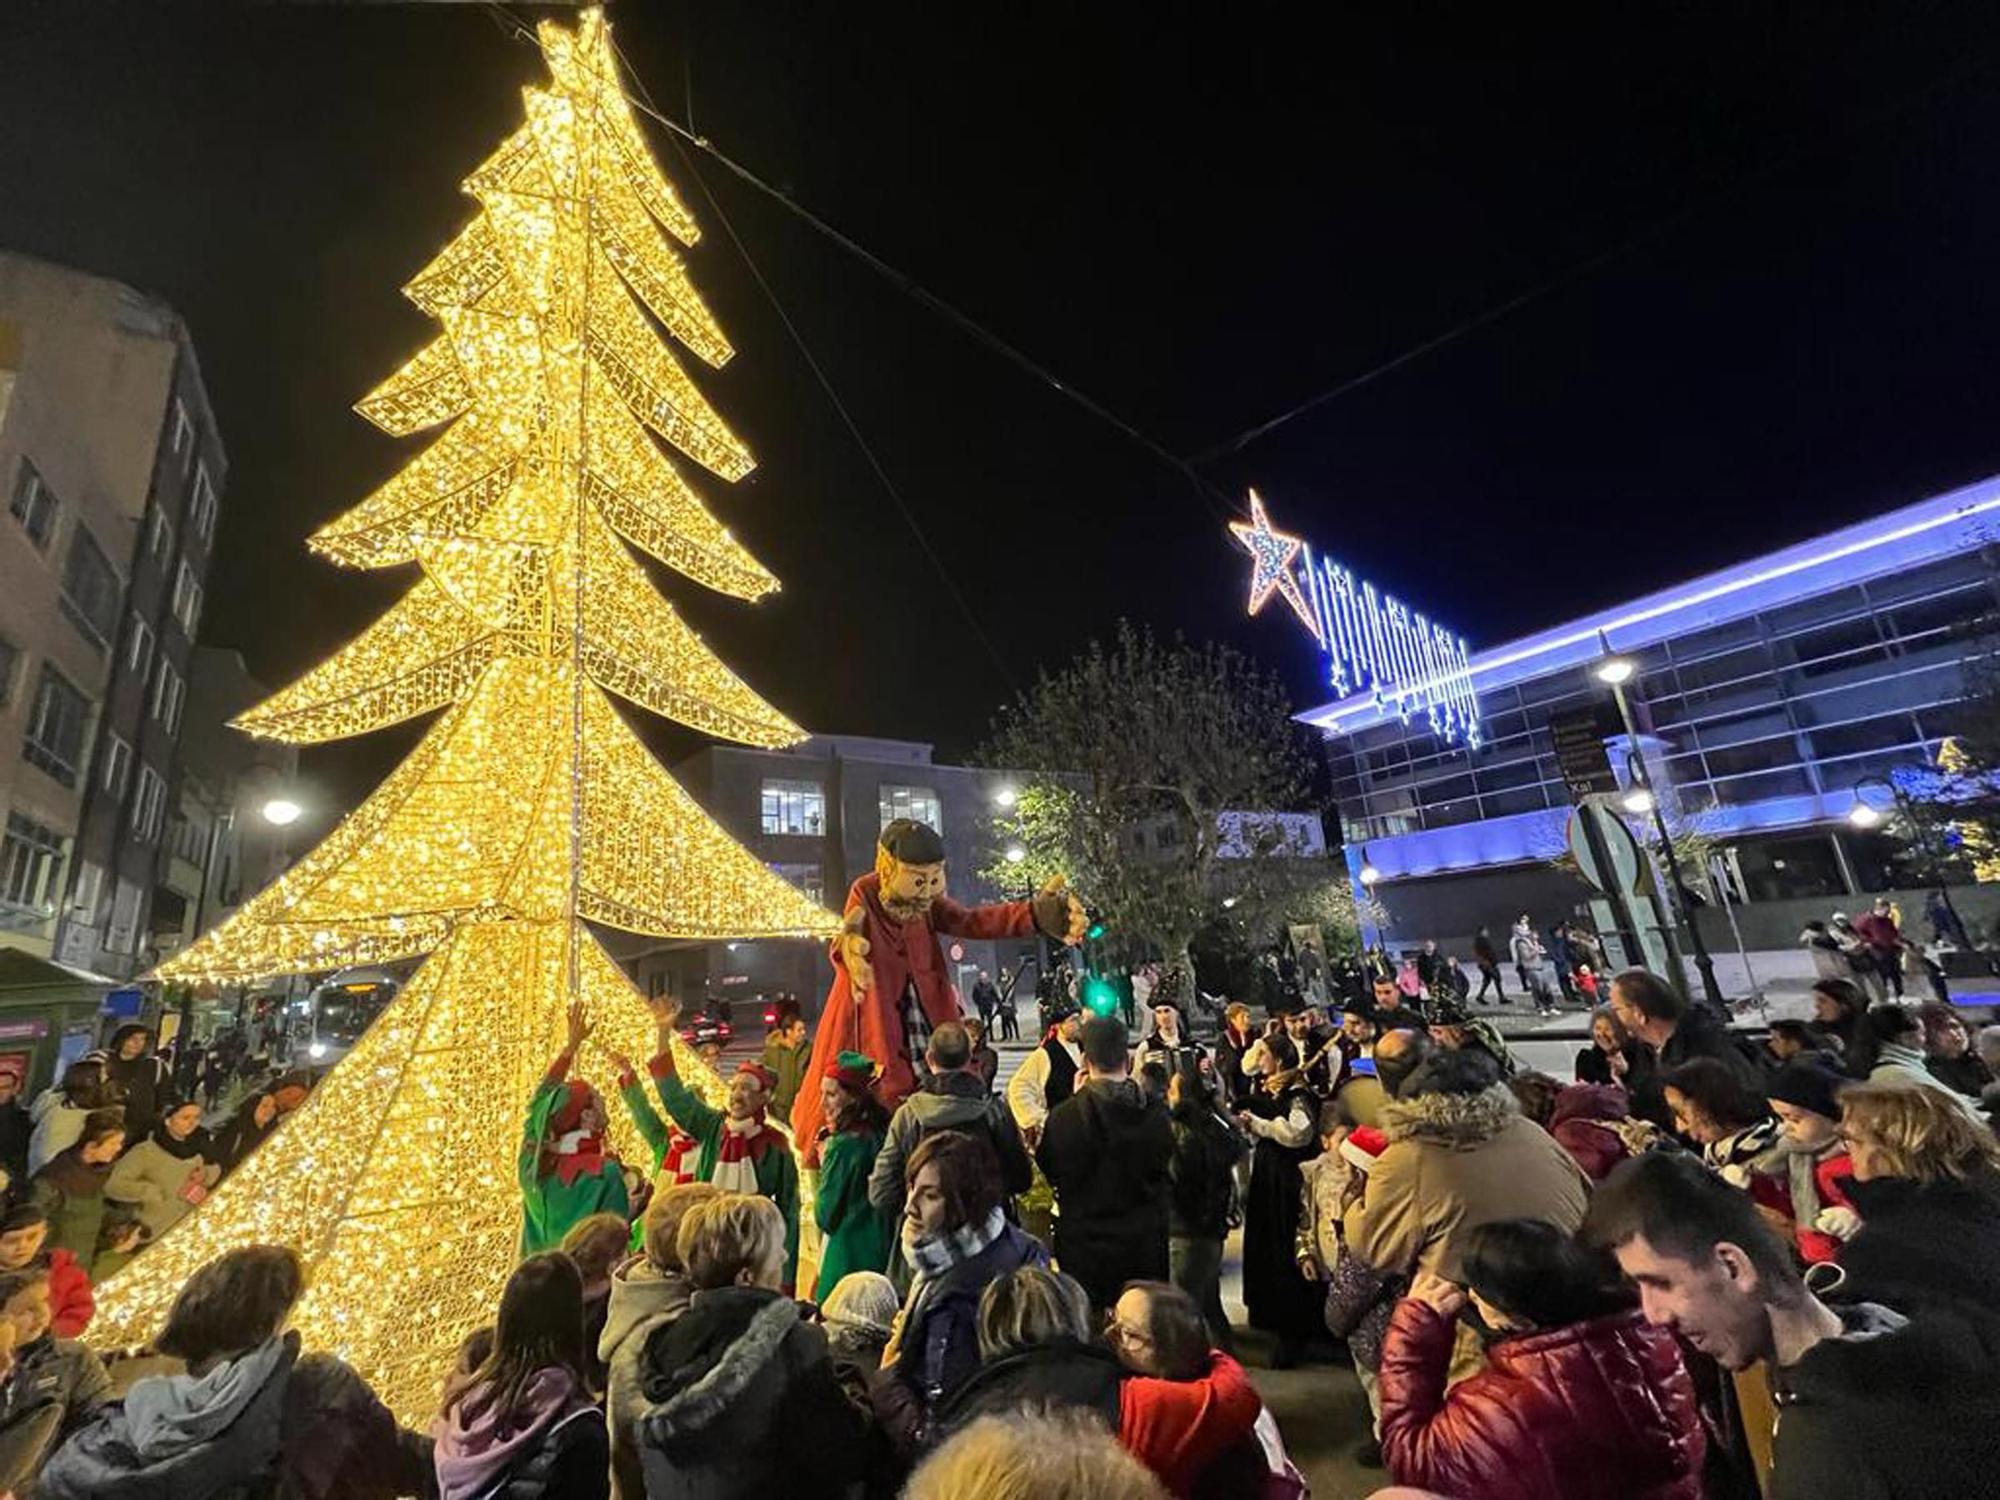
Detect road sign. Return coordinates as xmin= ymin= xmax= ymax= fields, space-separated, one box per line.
xmin=1548 ymin=705 xmax=1620 ymax=799
xmin=1568 ymin=797 xmax=1644 ymax=894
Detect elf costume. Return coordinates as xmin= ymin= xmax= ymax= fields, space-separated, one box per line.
xmin=812 ymin=1051 xmax=894 ymax=1302
xmin=646 ymin=1049 xmax=801 ymax=1288
xmin=519 ymin=1046 xmax=629 ymax=1255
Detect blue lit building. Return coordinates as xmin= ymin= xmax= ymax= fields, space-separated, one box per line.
xmin=1307 ymin=475 xmax=2000 ymax=950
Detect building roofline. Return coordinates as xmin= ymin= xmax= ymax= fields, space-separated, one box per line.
xmin=1301 ymin=472 xmax=2000 ymax=734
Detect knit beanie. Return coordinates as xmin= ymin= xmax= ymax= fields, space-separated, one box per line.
xmin=1767 ymin=1059 xmax=1846 ymax=1121
xmin=820 ymin=1270 xmax=899 ymax=1340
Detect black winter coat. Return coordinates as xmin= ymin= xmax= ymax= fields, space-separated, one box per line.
xmin=932 ymin=1339 xmax=1123 ymax=1436
xmin=450 ymin=1409 xmax=608 ymax=1500
xmin=1835 ymin=1171 xmax=2000 ymax=1348
xmin=1036 ymin=1079 xmax=1173 ymax=1308
xmin=636 ymin=1286 xmax=868 ymax=1500
xmin=1166 ymin=1104 xmax=1246 ymax=1239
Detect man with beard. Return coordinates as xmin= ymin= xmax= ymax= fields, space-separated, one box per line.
xmin=789 ymin=819 xmax=1087 ymax=1150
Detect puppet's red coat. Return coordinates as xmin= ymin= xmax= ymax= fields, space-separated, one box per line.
xmin=790 ymin=872 xmax=1036 ymax=1148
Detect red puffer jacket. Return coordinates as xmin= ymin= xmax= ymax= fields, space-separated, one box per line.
xmin=1379 ymin=1298 xmax=1705 ymax=1500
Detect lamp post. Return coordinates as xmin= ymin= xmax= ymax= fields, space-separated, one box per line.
xmin=173 ymin=781 xmax=305 ymax=1089
xmin=1849 ymin=771 xmax=1970 ymax=943
xmin=1594 ymin=655 xmax=1725 ymax=1008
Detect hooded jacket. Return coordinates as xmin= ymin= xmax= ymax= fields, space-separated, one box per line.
xmin=26 ymin=1092 xmax=92 ymax=1180
xmin=866 ymin=1071 xmax=1033 ymax=1217
xmin=432 ymin=1368 xmax=605 ymax=1500
xmin=85 ymin=1030 xmax=171 ymax=1140
xmin=1036 ymin=1078 xmax=1174 ymax=1307
xmin=635 ymin=1286 xmax=867 ymax=1500
xmin=1343 ymin=1083 xmax=1590 ymax=1380
xmin=0 ymin=1332 xmax=110 ymax=1495
xmin=601 ymin=1257 xmax=691 ymax=1500
xmin=1119 ymin=1352 xmax=1264 ymax=1498
xmin=1548 ymin=1082 xmax=1664 ymax=1181
xmin=1768 ymin=1301 xmax=2000 ymax=1499
xmin=35 ymin=1331 xmax=430 ymax=1500
xmin=1379 ymin=1299 xmax=1704 ymax=1500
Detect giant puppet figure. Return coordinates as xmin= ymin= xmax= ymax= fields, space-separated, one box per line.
xmin=790 ymin=818 xmax=1086 ymax=1152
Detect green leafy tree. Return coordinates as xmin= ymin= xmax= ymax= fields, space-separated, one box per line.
xmin=979 ymin=622 xmax=1348 ymax=997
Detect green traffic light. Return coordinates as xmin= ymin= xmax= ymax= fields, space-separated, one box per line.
xmin=1081 ymin=977 xmax=1118 ymax=1016
xmin=1085 ymin=919 xmax=1107 ymax=941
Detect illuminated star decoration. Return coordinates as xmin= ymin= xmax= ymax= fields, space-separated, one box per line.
xmin=1230 ymin=489 xmax=1323 ymax=646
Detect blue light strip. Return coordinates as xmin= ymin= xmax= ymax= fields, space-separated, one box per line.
xmin=1300 ymin=542 xmax=1481 ymax=744
xmin=1301 ymin=474 xmax=2000 ymax=734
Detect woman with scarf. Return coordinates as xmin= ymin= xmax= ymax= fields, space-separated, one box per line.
xmin=1659 ymin=1059 xmax=1793 ymax=1241
xmin=29 ymin=1109 xmax=126 ymax=1267
xmin=39 ymin=1244 xmax=428 ymax=1500
xmin=1763 ymin=1060 xmax=1859 ymax=1265
xmin=874 ymin=1130 xmax=1048 ymax=1456
xmin=106 ymin=1099 xmax=222 ymax=1242
xmin=813 ymin=1051 xmax=894 ymax=1302
xmin=1234 ymin=1034 xmax=1319 ymax=1368
xmin=433 ymin=1253 xmax=609 ymax=1500
xmin=521 ymin=1002 xmax=630 ymax=1256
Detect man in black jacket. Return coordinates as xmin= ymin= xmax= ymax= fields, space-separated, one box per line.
xmin=1609 ymin=968 xmax=1761 ymax=1130
xmin=1590 ymin=1150 xmax=2000 ymax=1500
xmin=1036 ymin=1016 xmax=1174 ymax=1312
xmin=868 ymin=1022 xmax=1034 ymax=1222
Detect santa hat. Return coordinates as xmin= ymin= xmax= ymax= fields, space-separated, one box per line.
xmin=1340 ymin=1126 xmax=1388 ymax=1174
xmin=830 ymin=1051 xmax=878 ymax=1092
xmin=736 ymin=1061 xmax=779 ymax=1093
xmin=548 ymin=1079 xmax=595 ymax=1137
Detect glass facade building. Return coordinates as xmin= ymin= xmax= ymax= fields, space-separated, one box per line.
xmin=1306 ymin=476 xmax=2000 ymax=932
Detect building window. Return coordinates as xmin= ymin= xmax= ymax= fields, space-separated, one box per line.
xmin=170 ymin=560 xmax=203 ymax=638
xmin=0 ymin=638 xmax=17 ymax=706
xmin=101 ymin=733 xmax=132 ymax=799
xmin=69 ymin=859 xmax=104 ymax=923
xmin=0 ymin=813 xmax=64 ymax=914
xmin=58 ymin=525 xmax=122 ymax=650
xmin=131 ymin=764 xmax=166 ymax=843
xmin=770 ymin=861 xmax=825 ymax=904
xmin=8 ymin=460 xmax=56 ymax=551
xmin=152 ymin=657 xmax=184 ymax=736
xmin=106 ymin=877 xmax=143 ymax=954
xmin=126 ymin=613 xmax=154 ymax=681
xmin=879 ymin=784 xmax=943 ymax=833
xmin=761 ymin=778 xmax=825 ymax=836
xmin=147 ymin=508 xmax=174 ymax=562
xmin=169 ymin=398 xmax=192 ymax=466
xmin=190 ymin=464 xmax=217 ymax=542
xmin=22 ymin=665 xmax=89 ymax=787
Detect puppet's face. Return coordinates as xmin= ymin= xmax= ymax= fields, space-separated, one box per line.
xmin=880 ymin=855 xmax=947 ymax=921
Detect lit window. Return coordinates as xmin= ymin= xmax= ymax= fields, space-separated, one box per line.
xmin=760 ymin=778 xmax=825 ymax=836
xmin=770 ymin=861 xmax=825 ymax=904
xmin=21 ymin=664 xmax=89 ymax=787
xmin=8 ymin=460 xmax=57 ymax=551
xmin=171 ymin=561 xmax=203 ymax=638
xmin=879 ymin=784 xmax=943 ymax=833
xmin=101 ymin=733 xmax=132 ymax=798
xmin=152 ymin=657 xmax=184 ymax=734
xmin=131 ymin=764 xmax=166 ymax=843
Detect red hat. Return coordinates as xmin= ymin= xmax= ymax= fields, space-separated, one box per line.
xmin=1340 ymin=1126 xmax=1388 ymax=1174
xmin=736 ymin=1061 xmax=779 ymax=1093
xmin=549 ymin=1079 xmax=595 ymax=1137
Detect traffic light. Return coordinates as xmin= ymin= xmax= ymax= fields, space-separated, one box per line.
xmin=1081 ymin=975 xmax=1119 ymax=1017
xmin=1086 ymin=916 xmax=1107 ymax=941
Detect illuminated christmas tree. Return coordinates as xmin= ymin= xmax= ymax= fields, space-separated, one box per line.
xmin=92 ymin=8 xmax=836 ymax=1419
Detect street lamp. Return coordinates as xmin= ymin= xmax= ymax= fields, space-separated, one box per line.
xmin=992 ymin=786 xmax=1018 ymax=810
xmin=1594 ymin=656 xmax=1637 ymax=686
xmin=1358 ymin=862 xmax=1381 ymax=887
xmin=1004 ymin=844 xmax=1027 ymax=865
xmin=261 ymin=797 xmax=303 ymax=828
xmin=1594 ymin=647 xmax=1724 ymax=1008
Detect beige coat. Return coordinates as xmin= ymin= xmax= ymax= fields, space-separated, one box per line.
xmin=1343 ymin=1083 xmax=1589 ymax=1283
xmin=104 ymin=1136 xmax=219 ymax=1237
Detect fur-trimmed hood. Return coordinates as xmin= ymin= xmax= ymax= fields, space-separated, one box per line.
xmin=1379 ymin=1083 xmax=1517 ymax=1149
xmin=639 ymin=1287 xmax=804 ymax=1451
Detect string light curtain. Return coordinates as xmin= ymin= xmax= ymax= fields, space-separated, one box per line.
xmin=92 ymin=8 xmax=837 ymax=1422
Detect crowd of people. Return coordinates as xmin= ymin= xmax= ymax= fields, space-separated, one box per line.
xmin=4 ymin=954 xmax=1999 ymax=1498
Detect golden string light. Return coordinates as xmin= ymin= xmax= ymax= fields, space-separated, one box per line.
xmin=95 ymin=7 xmax=836 ymax=1423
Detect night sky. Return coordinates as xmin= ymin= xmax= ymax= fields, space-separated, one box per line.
xmin=7 ymin=2 xmax=2000 ymax=812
